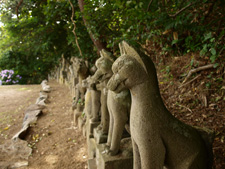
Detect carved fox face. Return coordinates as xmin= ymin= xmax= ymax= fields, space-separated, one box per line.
xmin=76 ymin=59 xmax=88 ymax=77
xmin=95 ymin=56 xmax=113 ymax=74
xmin=107 ymin=54 xmax=147 ymax=93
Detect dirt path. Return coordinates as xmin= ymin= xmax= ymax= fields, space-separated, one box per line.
xmin=0 ymin=81 xmax=87 ymax=169
xmin=0 ymin=85 xmax=40 ymax=141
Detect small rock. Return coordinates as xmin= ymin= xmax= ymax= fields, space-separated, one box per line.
xmin=11 ymin=161 xmax=28 ymax=168
xmin=45 ymin=155 xmax=58 ymax=165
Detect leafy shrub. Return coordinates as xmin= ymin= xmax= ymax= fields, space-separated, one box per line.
xmin=0 ymin=70 xmax=22 ymax=85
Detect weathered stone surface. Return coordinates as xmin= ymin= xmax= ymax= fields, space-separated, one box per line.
xmin=41 ymin=80 xmax=51 ymax=92
xmin=36 ymin=91 xmax=48 ymax=105
xmin=0 ymin=139 xmax=31 ymax=169
xmin=82 ymin=76 xmax=93 ymax=120
xmin=107 ymin=41 xmax=213 ymax=169
xmin=12 ymin=109 xmax=42 ymax=140
xmin=90 ymin=89 xmax=101 ymax=123
xmin=78 ymin=116 xmax=86 ymax=131
xmin=92 ymin=49 xmax=131 ymax=155
xmin=83 ymin=124 xmax=86 ymax=137
xmin=96 ymin=138 xmax=133 ymax=169
xmin=72 ymin=58 xmax=89 ymax=124
xmin=24 ymin=104 xmax=45 ymax=113
xmin=91 ymin=50 xmax=114 ymax=135
xmin=106 ymin=89 xmax=131 ymax=156
xmin=87 ymin=120 xmax=100 ymax=139
xmin=87 ymin=138 xmax=97 ymax=159
xmin=93 ymin=128 xmax=108 ymax=144
xmin=88 ymin=159 xmax=97 ymax=169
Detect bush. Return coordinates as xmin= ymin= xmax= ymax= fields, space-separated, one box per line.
xmin=0 ymin=70 xmax=22 ymax=85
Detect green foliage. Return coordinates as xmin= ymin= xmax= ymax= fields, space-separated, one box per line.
xmin=83 ymin=0 xmax=224 ymax=61
xmin=0 ymin=0 xmax=95 ymax=83
xmin=0 ymin=0 xmax=224 ymax=84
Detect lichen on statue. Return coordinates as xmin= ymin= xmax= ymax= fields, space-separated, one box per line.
xmin=107 ymin=41 xmax=214 ymax=169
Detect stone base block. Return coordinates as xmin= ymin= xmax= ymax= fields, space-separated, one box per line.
xmin=83 ymin=124 xmax=86 ymax=137
xmin=78 ymin=116 xmax=85 ymax=131
xmin=88 ymin=159 xmax=97 ymax=169
xmin=88 ymin=138 xmax=97 ymax=159
xmin=96 ymin=138 xmax=133 ymax=169
xmin=87 ymin=120 xmax=100 ymax=138
xmin=93 ymin=128 xmax=108 ymax=144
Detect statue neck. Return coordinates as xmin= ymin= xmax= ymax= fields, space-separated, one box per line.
xmin=130 ymin=80 xmax=164 ymax=108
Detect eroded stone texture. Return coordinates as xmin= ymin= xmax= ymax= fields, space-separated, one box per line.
xmin=82 ymin=74 xmax=101 ymax=124
xmin=0 ymin=139 xmax=31 ymax=168
xmin=59 ymin=54 xmax=67 ymax=84
xmin=91 ymin=50 xmax=114 ymax=135
xmin=41 ymin=80 xmax=51 ymax=92
xmin=106 ymin=89 xmax=131 ymax=156
xmin=82 ymin=76 xmax=93 ymax=122
xmin=90 ymin=88 xmax=101 ymax=123
xmin=72 ymin=58 xmax=89 ymax=125
xmin=107 ymin=41 xmax=214 ymax=169
xmin=36 ymin=91 xmax=49 ymax=106
xmin=96 ymin=138 xmax=133 ymax=169
xmin=91 ymin=49 xmax=131 ymax=155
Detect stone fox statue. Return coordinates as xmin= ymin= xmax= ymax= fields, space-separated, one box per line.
xmin=73 ymin=58 xmax=89 ymax=124
xmin=92 ymin=49 xmax=131 ymax=155
xmin=90 ymin=49 xmax=113 ymax=134
xmin=107 ymin=41 xmax=213 ymax=169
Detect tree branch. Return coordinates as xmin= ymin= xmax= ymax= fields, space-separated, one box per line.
xmin=179 ymin=74 xmax=201 ymax=88
xmin=182 ymin=64 xmax=215 ymax=84
xmin=78 ymin=0 xmax=106 ymax=52
xmin=146 ymin=0 xmax=153 ymax=12
xmin=177 ymin=104 xmax=193 ymax=114
xmin=16 ymin=0 xmax=23 ymax=19
xmin=68 ymin=0 xmax=83 ymax=56
xmin=169 ymin=2 xmax=195 ymax=18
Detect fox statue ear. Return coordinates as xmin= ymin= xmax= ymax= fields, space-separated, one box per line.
xmin=100 ymin=49 xmax=115 ymax=62
xmin=119 ymin=42 xmax=126 ymax=55
xmin=99 ymin=50 xmax=103 ymax=57
xmin=121 ymin=41 xmax=148 ymax=73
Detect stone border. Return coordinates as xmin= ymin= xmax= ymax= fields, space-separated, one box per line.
xmin=0 ymin=80 xmax=51 ymax=168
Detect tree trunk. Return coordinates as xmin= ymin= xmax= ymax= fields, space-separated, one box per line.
xmin=78 ymin=0 xmax=106 ymax=52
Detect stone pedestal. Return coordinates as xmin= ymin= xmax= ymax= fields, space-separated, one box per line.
xmin=87 ymin=120 xmax=100 ymax=138
xmin=96 ymin=138 xmax=133 ymax=169
xmin=78 ymin=116 xmax=85 ymax=131
xmin=88 ymin=159 xmax=97 ymax=169
xmin=93 ymin=128 xmax=108 ymax=144
xmin=87 ymin=138 xmax=97 ymax=159
xmin=83 ymin=124 xmax=86 ymax=137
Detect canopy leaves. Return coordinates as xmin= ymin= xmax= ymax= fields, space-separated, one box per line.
xmin=0 ymin=0 xmax=224 ymax=83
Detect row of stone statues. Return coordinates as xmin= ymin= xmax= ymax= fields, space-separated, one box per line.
xmin=49 ymin=41 xmax=214 ymax=169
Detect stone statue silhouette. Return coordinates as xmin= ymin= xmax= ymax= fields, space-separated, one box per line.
xmin=73 ymin=58 xmax=88 ymax=124
xmin=92 ymin=49 xmax=131 ymax=155
xmin=107 ymin=41 xmax=213 ymax=169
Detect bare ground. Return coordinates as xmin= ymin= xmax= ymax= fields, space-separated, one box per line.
xmin=0 ymin=81 xmax=87 ymax=169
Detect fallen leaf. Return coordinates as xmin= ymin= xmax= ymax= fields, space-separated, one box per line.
xmin=4 ymin=126 xmax=9 ymax=130
xmin=202 ymin=114 xmax=207 ymax=118
xmin=173 ymin=32 xmax=178 ymax=40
